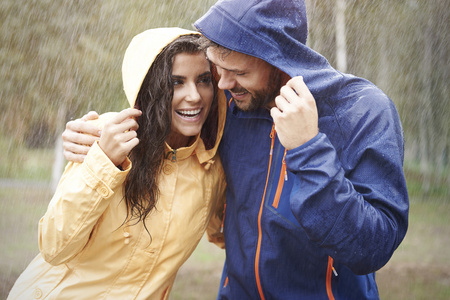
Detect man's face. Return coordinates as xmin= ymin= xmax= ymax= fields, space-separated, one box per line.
xmin=206 ymin=47 xmax=283 ymax=111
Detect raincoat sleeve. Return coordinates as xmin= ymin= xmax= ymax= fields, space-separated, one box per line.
xmin=38 ymin=141 xmax=131 ymax=265
xmin=286 ymin=97 xmax=409 ymax=275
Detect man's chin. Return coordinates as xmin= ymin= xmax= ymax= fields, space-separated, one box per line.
xmin=233 ymin=99 xmax=252 ymax=111
xmin=233 ymin=91 xmax=273 ymax=111
xmin=231 ymin=97 xmax=244 ymax=108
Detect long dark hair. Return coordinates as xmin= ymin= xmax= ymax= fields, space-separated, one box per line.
xmin=123 ymin=34 xmax=218 ymax=230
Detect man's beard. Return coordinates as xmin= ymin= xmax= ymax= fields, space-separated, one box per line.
xmin=233 ymin=68 xmax=283 ymax=112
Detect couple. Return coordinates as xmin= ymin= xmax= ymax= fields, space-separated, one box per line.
xmin=9 ymin=0 xmax=409 ymax=299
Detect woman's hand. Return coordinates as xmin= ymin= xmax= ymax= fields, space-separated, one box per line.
xmin=99 ymin=108 xmax=142 ymax=166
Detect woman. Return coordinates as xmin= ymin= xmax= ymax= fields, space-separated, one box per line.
xmin=8 ymin=27 xmax=226 ymax=300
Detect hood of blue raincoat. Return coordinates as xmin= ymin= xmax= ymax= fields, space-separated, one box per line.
xmin=194 ymin=0 xmax=343 ymax=98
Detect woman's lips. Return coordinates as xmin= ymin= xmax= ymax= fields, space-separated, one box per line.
xmin=176 ymin=108 xmax=202 ymax=120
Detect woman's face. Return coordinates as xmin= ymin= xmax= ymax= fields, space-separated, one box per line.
xmin=166 ymin=52 xmax=214 ymax=149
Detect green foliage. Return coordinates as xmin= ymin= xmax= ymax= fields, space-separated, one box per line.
xmin=306 ymin=0 xmax=449 ymax=170
xmin=0 ymin=134 xmax=53 ymax=179
xmin=404 ymin=160 xmax=449 ymax=199
xmin=1 ymin=0 xmax=448 ymax=189
xmin=0 ymin=0 xmax=217 ymax=148
xmin=0 ymin=0 xmax=218 ymax=181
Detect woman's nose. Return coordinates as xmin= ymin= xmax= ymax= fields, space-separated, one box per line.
xmin=185 ymin=83 xmax=201 ymax=102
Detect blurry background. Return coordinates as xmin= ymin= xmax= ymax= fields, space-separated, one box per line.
xmin=1 ymin=0 xmax=448 ymax=299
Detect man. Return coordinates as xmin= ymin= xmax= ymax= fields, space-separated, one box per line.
xmin=63 ymin=0 xmax=409 ymax=299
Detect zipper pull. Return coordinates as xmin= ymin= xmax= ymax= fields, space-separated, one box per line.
xmin=270 ymin=123 xmax=276 ymax=139
xmin=270 ymin=123 xmax=276 ymax=156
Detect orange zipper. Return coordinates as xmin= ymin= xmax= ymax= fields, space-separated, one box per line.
xmin=326 ymin=256 xmax=336 ymax=300
xmin=254 ymin=124 xmax=276 ymax=300
xmin=272 ymin=149 xmax=287 ymax=209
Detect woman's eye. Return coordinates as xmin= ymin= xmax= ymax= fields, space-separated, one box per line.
xmin=173 ymin=79 xmax=183 ymax=86
xmin=198 ymin=76 xmax=212 ymax=84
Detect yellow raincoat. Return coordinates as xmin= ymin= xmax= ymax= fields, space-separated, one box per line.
xmin=8 ymin=28 xmax=226 ymax=300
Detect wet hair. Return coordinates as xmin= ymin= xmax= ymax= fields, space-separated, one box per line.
xmin=124 ymin=34 xmax=218 ymax=231
xmin=198 ymin=35 xmax=233 ymax=58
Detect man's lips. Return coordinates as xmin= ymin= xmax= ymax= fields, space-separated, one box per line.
xmin=230 ymin=91 xmax=249 ymax=100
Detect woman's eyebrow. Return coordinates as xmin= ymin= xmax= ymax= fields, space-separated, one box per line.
xmin=198 ymin=71 xmax=212 ymax=77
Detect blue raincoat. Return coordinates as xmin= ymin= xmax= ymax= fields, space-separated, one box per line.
xmin=195 ymin=0 xmax=409 ymax=299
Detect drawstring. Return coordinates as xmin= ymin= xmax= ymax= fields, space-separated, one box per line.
xmin=166 ymin=149 xmax=177 ymax=162
xmin=204 ymin=159 xmax=215 ymax=170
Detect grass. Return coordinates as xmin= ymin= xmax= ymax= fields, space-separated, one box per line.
xmin=0 ymin=143 xmax=449 ymax=299
xmin=1 ymin=186 xmax=448 ymax=299
xmin=376 ymin=200 xmax=450 ymax=300
xmin=0 ymin=135 xmax=54 ymax=181
xmin=0 ymin=185 xmax=50 ymax=298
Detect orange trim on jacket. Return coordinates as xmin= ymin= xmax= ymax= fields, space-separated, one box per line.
xmin=326 ymin=256 xmax=336 ymax=300
xmin=254 ymin=124 xmax=276 ymax=300
xmin=272 ymin=149 xmax=288 ymax=209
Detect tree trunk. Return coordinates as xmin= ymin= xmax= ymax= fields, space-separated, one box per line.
xmin=335 ymin=0 xmax=347 ymax=72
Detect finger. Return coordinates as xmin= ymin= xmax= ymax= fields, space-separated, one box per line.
xmin=270 ymin=106 xmax=282 ymax=120
xmin=108 ymin=131 xmax=138 ymax=147
xmin=121 ymin=129 xmax=138 ymax=142
xmin=274 ymin=95 xmax=290 ymax=112
xmin=113 ymin=118 xmax=139 ymax=134
xmin=63 ymin=150 xmax=86 ymax=163
xmin=112 ymin=108 xmax=142 ymax=125
xmin=62 ymin=129 xmax=99 ymax=146
xmin=62 ymin=141 xmax=93 ymax=156
xmin=66 ymin=120 xmax=102 ymax=137
xmin=279 ymin=84 xmax=300 ymax=106
xmin=124 ymin=136 xmax=140 ymax=152
xmin=128 ymin=120 xmax=139 ymax=132
xmin=286 ymin=76 xmax=312 ymax=99
xmin=81 ymin=111 xmax=99 ymax=121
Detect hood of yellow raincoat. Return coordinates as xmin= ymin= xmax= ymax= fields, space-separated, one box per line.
xmin=122 ymin=27 xmax=199 ymax=107
xmin=121 ymin=27 xmax=226 ymax=164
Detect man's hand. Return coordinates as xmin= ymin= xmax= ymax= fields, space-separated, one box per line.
xmin=99 ymin=108 xmax=142 ymax=166
xmin=270 ymin=76 xmax=319 ymax=150
xmin=62 ymin=111 xmax=101 ymax=163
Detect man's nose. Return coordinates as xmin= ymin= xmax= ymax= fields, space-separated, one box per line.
xmin=217 ymin=70 xmax=236 ymax=90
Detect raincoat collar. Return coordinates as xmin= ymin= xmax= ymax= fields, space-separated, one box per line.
xmin=163 ymin=89 xmax=226 ymax=164
xmin=195 ymin=90 xmax=227 ymax=164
